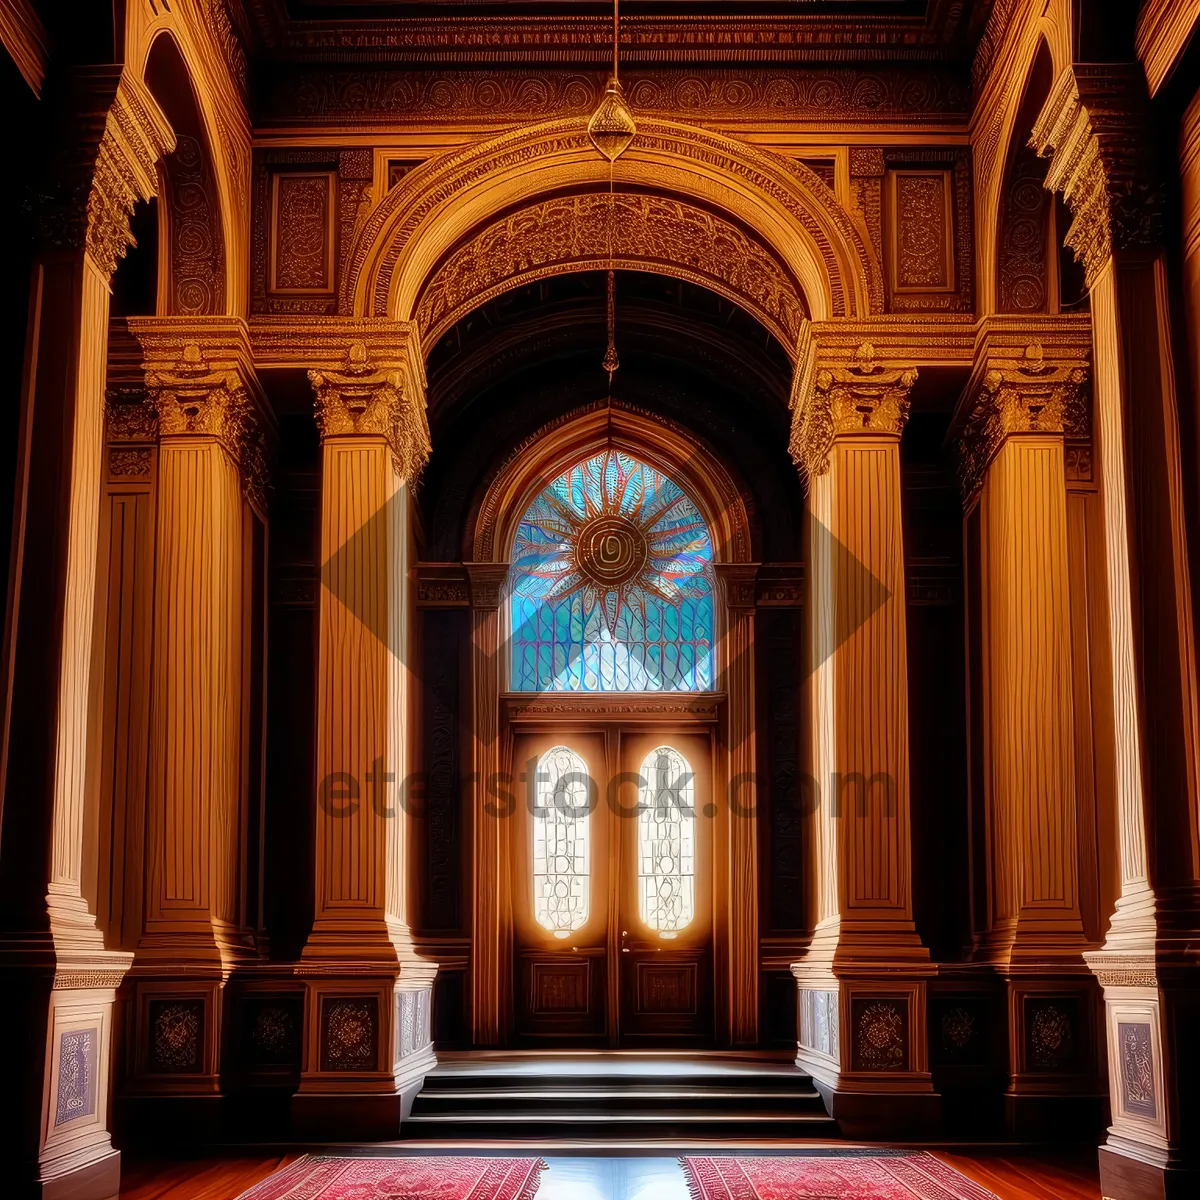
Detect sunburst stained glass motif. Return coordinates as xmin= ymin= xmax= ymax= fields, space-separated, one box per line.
xmin=510 ymin=450 xmax=714 ymax=692
xmin=637 ymin=746 xmax=696 ymax=935
xmin=532 ymin=745 xmax=592 ymax=938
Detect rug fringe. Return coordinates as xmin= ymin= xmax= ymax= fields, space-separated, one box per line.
xmin=514 ymin=1157 xmax=550 ymax=1200
xmin=677 ymin=1156 xmax=707 ymax=1200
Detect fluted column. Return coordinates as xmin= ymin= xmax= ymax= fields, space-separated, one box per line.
xmin=789 ymin=338 xmax=934 ymax=1132
xmin=465 ymin=562 xmax=509 ymax=1047
xmin=715 ymin=564 xmax=760 ymax=1047
xmin=297 ymin=335 xmax=437 ymax=1128
xmin=954 ymin=326 xmax=1100 ymax=1131
xmin=124 ymin=322 xmax=266 ymax=1108
xmin=1035 ymin=67 xmax=1200 ymax=1192
xmin=0 ymin=69 xmax=172 ymax=1200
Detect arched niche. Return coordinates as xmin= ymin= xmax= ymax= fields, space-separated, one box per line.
xmin=992 ymin=39 xmax=1088 ymax=315
xmin=342 ymin=117 xmax=882 ymax=343
xmin=142 ymin=31 xmax=228 ymax=316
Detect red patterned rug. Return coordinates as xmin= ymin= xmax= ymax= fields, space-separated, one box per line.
xmin=682 ymin=1154 xmax=1001 ymax=1200
xmin=236 ymin=1156 xmax=546 ymax=1200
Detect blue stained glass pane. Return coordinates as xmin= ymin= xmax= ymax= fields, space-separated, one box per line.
xmin=509 ymin=450 xmax=715 ymax=692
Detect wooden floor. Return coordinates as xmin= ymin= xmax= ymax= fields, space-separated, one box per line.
xmin=118 ymin=1147 xmax=1102 ymax=1200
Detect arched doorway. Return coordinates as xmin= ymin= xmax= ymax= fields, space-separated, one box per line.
xmin=409 ymin=270 xmax=803 ymax=1049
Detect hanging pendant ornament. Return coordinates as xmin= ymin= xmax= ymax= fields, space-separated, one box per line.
xmin=591 ymin=0 xmax=631 ymax=384
xmin=587 ymin=0 xmax=636 ymax=164
xmin=603 ymin=269 xmax=620 ymax=381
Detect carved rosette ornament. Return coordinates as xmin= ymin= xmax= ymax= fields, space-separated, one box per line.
xmin=1031 ymin=66 xmax=1163 ymax=286
xmin=142 ymin=342 xmax=268 ymax=509
xmin=955 ymin=341 xmax=1089 ymax=499
xmin=309 ymin=341 xmax=432 ymax=485
xmin=789 ymin=340 xmax=917 ymax=479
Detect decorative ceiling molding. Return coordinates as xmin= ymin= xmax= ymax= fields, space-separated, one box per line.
xmin=244 ymin=0 xmax=984 ymax=65
xmin=259 ymin=66 xmax=970 ymax=129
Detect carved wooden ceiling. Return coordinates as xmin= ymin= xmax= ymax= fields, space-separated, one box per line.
xmin=243 ymin=0 xmax=995 ymax=63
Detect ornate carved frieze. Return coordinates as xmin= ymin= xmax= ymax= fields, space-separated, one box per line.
xmin=130 ymin=321 xmax=270 ymax=509
xmin=414 ymin=191 xmax=807 ymax=351
xmin=264 ymin=67 xmax=969 ymax=127
xmin=1031 ymin=66 xmax=1163 ymax=286
xmin=309 ymin=341 xmax=431 ymax=484
xmin=954 ymin=336 xmax=1090 ymax=500
xmin=789 ymin=339 xmax=917 ymax=478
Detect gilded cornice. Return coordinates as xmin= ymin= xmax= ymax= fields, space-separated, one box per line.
xmin=789 ymin=334 xmax=918 ymax=479
xmin=251 ymin=9 xmax=974 ymax=65
xmin=129 ymin=318 xmax=270 ymax=509
xmin=952 ymin=319 xmax=1092 ymax=500
xmin=1031 ymin=65 xmax=1163 ymax=287
xmin=309 ymin=340 xmax=431 ymax=485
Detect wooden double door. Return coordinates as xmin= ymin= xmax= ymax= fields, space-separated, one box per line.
xmin=511 ymin=726 xmax=714 ymax=1046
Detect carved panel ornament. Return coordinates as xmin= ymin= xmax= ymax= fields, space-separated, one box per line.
xmin=955 ymin=341 xmax=1090 ymax=499
xmin=893 ymin=172 xmax=950 ymax=290
xmin=273 ymin=173 xmax=333 ymax=292
xmin=309 ymin=342 xmax=431 ymax=484
xmin=1031 ymin=66 xmax=1164 ymax=286
xmin=165 ymin=134 xmax=227 ymax=316
xmin=321 ymin=997 xmax=378 ymax=1072
xmin=998 ymin=145 xmax=1050 ymax=313
xmin=413 ymin=192 xmax=807 ymax=350
xmin=149 ymin=999 xmax=203 ymax=1073
xmin=789 ymin=341 xmax=917 ymax=478
xmin=54 ymin=1028 xmax=97 ymax=1126
xmin=852 ymin=998 xmax=907 ymax=1071
xmin=1119 ymin=1022 xmax=1157 ymax=1119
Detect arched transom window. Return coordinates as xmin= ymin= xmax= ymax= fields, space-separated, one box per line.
xmin=510 ymin=449 xmax=714 ymax=692
xmin=637 ymin=746 xmax=696 ymax=936
xmin=532 ymin=745 xmax=592 ymax=937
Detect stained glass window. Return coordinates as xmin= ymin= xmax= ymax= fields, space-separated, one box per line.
xmin=637 ymin=746 xmax=696 ymax=936
xmin=509 ymin=449 xmax=714 ymax=692
xmin=532 ymin=745 xmax=592 ymax=937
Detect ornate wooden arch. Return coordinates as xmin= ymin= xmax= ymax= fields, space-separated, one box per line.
xmin=135 ymin=18 xmax=249 ymax=315
xmin=343 ymin=116 xmax=882 ymax=342
xmin=414 ymin=191 xmax=808 ymax=355
xmin=472 ymin=403 xmax=754 ymax=567
xmin=973 ymin=7 xmax=1071 ymax=314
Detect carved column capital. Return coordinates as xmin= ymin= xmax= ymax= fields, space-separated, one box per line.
xmin=714 ymin=563 xmax=760 ymax=610
xmin=309 ymin=340 xmax=431 ymax=485
xmin=954 ymin=336 xmax=1090 ymax=499
xmin=789 ymin=339 xmax=918 ymax=478
xmin=1031 ymin=65 xmax=1163 ymax=285
xmin=130 ymin=319 xmax=269 ymax=511
xmin=36 ymin=69 xmax=175 ymax=277
xmin=464 ymin=562 xmax=510 ymax=611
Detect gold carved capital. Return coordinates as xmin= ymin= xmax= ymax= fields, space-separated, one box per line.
xmin=955 ymin=339 xmax=1090 ymax=499
xmin=309 ymin=341 xmax=431 ymax=485
xmin=789 ymin=340 xmax=917 ymax=478
xmin=1031 ymin=65 xmax=1162 ymax=286
xmin=131 ymin=321 xmax=269 ymax=510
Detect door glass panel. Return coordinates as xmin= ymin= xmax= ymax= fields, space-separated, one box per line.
xmin=637 ymin=746 xmax=696 ymax=937
xmin=532 ymin=745 xmax=591 ymax=937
